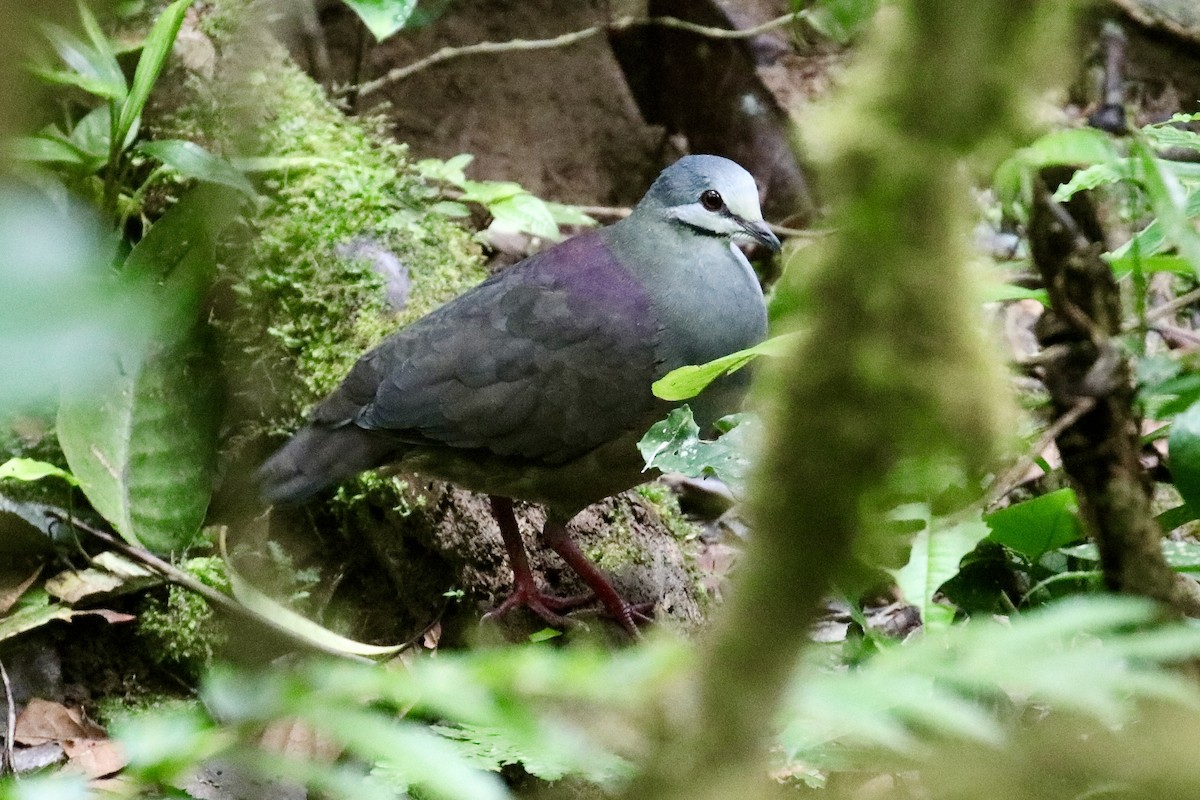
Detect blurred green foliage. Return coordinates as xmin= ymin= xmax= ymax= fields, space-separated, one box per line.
xmin=10 ymin=1 xmax=1200 ymax=799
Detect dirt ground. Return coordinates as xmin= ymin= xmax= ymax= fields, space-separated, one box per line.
xmin=293 ymin=0 xmax=826 ymax=217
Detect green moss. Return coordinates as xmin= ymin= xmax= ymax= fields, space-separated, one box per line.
xmin=163 ymin=0 xmax=485 ymax=436
xmin=94 ymin=694 xmax=201 ymax=729
xmin=635 ymin=483 xmax=700 ymax=541
xmin=136 ymin=557 xmax=230 ymax=679
xmin=586 ymin=505 xmax=652 ymax=572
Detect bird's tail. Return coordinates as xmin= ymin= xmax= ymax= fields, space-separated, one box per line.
xmin=257 ymin=424 xmax=396 ymax=506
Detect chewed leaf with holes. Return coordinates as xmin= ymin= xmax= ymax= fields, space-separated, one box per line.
xmin=638 ymin=407 xmax=757 ymax=495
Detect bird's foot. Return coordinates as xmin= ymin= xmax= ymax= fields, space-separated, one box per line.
xmin=482 ymin=586 xmax=597 ymax=629
xmin=597 ymin=599 xmax=656 ymax=638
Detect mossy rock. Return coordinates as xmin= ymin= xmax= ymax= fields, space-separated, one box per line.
xmin=155 ymin=0 xmax=486 ymax=439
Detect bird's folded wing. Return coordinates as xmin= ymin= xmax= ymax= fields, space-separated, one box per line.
xmin=312 ymin=233 xmax=663 ymax=464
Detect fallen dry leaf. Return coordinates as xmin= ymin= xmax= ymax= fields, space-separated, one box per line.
xmin=259 ymin=717 xmax=343 ymax=763
xmin=46 ymin=552 xmax=157 ymax=605
xmin=15 ymin=698 xmax=105 ymax=745
xmin=0 ymin=563 xmax=42 ymax=615
xmin=62 ymin=738 xmax=127 ymax=779
xmin=422 ymin=621 xmax=442 ymax=650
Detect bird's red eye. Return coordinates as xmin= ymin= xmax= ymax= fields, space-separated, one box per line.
xmin=700 ymin=189 xmax=724 ymax=211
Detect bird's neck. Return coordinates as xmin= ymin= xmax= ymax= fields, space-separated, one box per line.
xmin=603 ymin=215 xmax=766 ymax=374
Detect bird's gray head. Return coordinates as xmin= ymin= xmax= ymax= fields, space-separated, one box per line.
xmin=638 ymin=155 xmax=780 ymax=252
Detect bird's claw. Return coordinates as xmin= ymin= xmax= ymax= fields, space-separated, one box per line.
xmin=483 ymin=590 xmax=656 ymax=637
xmin=606 ymin=601 xmax=656 ymax=638
xmin=483 ymin=587 xmax=597 ymax=629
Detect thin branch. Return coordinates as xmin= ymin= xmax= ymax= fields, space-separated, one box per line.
xmin=1142 ymin=285 xmax=1200 ymax=325
xmin=769 ymin=223 xmax=834 ymax=240
xmin=0 ymin=659 xmax=13 ymax=778
xmin=985 ymin=397 xmax=1096 ymax=509
xmin=1151 ymin=323 xmax=1200 ymax=348
xmin=573 ymin=204 xmax=630 ymax=220
xmin=357 ymin=11 xmax=807 ymax=96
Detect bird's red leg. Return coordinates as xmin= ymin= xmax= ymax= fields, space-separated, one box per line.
xmin=483 ymin=496 xmax=596 ymax=628
xmin=542 ymin=519 xmax=653 ymax=637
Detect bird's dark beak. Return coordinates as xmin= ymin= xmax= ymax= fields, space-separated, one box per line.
xmin=737 ymin=217 xmax=782 ymax=252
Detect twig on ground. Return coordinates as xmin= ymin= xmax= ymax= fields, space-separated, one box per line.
xmin=1151 ymin=323 xmax=1200 ymax=348
xmin=1140 ymin=286 xmax=1200 ymax=326
xmin=985 ymin=397 xmax=1096 ymax=509
xmin=0 ymin=659 xmax=14 ymax=777
xmin=357 ymin=10 xmax=807 ymax=96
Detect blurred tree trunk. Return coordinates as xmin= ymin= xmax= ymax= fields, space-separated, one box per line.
xmin=616 ymin=3 xmax=1074 ymax=798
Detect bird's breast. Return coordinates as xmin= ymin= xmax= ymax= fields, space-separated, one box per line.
xmin=651 ymin=242 xmax=767 ymax=374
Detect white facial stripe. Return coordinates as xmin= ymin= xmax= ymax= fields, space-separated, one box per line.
xmin=667 ymin=203 xmax=745 ymax=236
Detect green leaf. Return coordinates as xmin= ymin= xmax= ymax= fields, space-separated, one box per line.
xmin=528 ymin=628 xmax=562 ymax=643
xmin=1016 ymin=128 xmax=1120 ymax=169
xmin=0 ymin=186 xmax=152 ymax=411
xmin=458 ymin=179 xmax=524 ymax=205
xmin=113 ymin=707 xmax=224 ymax=784
xmin=545 ymin=201 xmax=598 ymax=228
xmin=1169 ymin=398 xmax=1200 ymax=511
xmin=69 ymin=104 xmax=119 ymax=159
xmin=0 ymin=588 xmax=133 ymax=642
xmin=57 ymin=333 xmax=220 ymax=553
xmin=1064 ymin=540 xmax=1200 ymax=573
xmin=1130 ymin=137 xmax=1200 ymax=275
xmin=341 ymin=0 xmax=420 ymax=41
xmin=28 ymin=65 xmax=125 ymax=100
xmin=76 ymin=0 xmax=124 ymax=77
xmin=430 ymin=200 xmax=471 ymax=218
xmin=996 ymin=128 xmax=1120 ymax=213
xmin=806 ymin=0 xmax=880 ymax=43
xmin=4 ymin=135 xmax=100 ymax=172
xmin=136 ymin=139 xmax=256 ymax=195
xmin=1142 ymin=123 xmax=1200 ymax=153
xmin=979 ymin=282 xmax=1048 ymax=304
xmin=0 ymin=773 xmax=90 ymax=800
xmin=223 ymin=554 xmax=407 ymax=658
xmin=1156 ymin=503 xmax=1198 ymax=532
xmin=39 ymin=20 xmax=126 ymax=99
xmin=1052 ymin=161 xmax=1125 ymax=200
xmin=116 ymin=0 xmax=192 ymax=148
xmin=315 ymin=710 xmax=510 ymax=800
xmin=122 ymin=183 xmax=242 ymax=293
xmin=637 ymin=407 xmax=757 ymax=494
xmin=1107 ymin=253 xmax=1194 ymax=280
xmin=487 ymin=193 xmax=559 ymax=240
xmin=985 ymin=488 xmax=1082 ymax=560
xmin=54 ymin=186 xmax=238 ymax=553
xmin=1158 ymin=541 xmax=1200 ymax=571
xmin=0 ymin=458 xmax=78 ymax=486
xmin=417 ymin=153 xmax=473 ymax=186
xmin=652 ymin=332 xmax=801 ymax=401
xmin=890 ymin=508 xmax=990 ymax=628
xmin=780 ymin=596 xmax=1200 ymax=770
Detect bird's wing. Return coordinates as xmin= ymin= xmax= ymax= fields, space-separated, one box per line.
xmin=311 ymin=231 xmax=663 ymax=464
